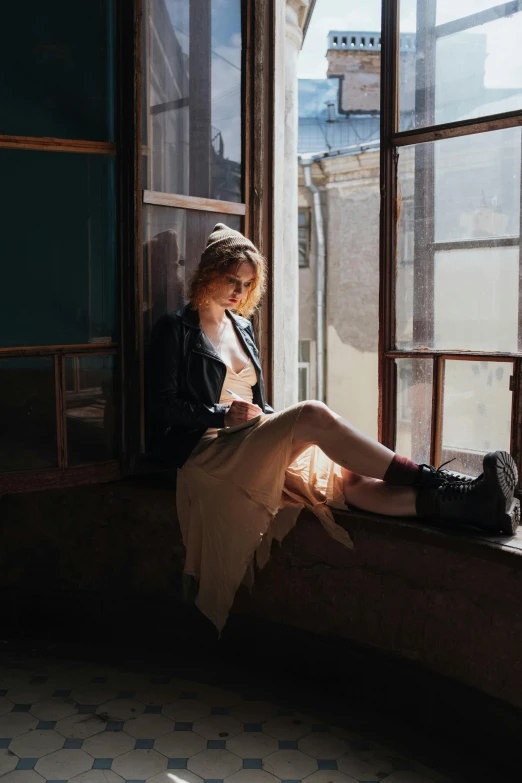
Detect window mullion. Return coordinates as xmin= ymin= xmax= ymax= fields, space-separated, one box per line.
xmin=54 ymin=355 xmax=67 ymax=470
xmin=430 ymin=355 xmax=444 ymax=467
xmin=511 ymin=358 xmax=522 ymax=492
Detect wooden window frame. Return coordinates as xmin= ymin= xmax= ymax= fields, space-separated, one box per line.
xmin=0 ymin=0 xmax=274 ymax=494
xmin=379 ymin=0 xmax=522 ymax=484
xmin=138 ymin=0 xmax=275 ymax=456
xmin=0 ymin=0 xmax=138 ymax=494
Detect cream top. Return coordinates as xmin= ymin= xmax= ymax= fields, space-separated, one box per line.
xmin=204 ymin=358 xmax=257 ymax=439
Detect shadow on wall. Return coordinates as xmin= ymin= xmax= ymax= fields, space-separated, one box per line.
xmin=145 ymin=229 xmax=185 ymax=331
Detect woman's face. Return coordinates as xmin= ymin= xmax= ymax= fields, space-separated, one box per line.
xmin=213 ymin=260 xmax=255 ymax=309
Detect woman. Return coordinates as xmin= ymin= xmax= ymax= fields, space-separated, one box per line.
xmin=149 ymin=223 xmax=520 ymax=632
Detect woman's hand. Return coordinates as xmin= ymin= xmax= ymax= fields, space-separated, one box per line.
xmin=224 ymin=400 xmax=262 ymax=427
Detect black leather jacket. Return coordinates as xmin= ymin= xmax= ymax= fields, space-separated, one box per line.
xmin=148 ymin=304 xmax=274 ymax=467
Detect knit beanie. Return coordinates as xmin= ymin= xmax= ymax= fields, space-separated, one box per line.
xmin=201 ymin=223 xmax=257 ymax=267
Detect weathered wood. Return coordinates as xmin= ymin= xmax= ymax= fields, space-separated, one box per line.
xmin=386 ymin=350 xmax=520 ymax=360
xmin=189 ymin=0 xmax=212 ymax=198
xmin=143 ymin=190 xmax=246 ymax=214
xmin=431 ymin=355 xmax=444 ymax=467
xmin=378 ymin=0 xmax=399 ymax=448
xmin=510 ymin=359 xmax=522 ymax=490
xmin=0 ymin=462 xmax=122 ymax=495
xmin=117 ymin=0 xmax=143 ymax=470
xmin=435 ymin=1 xmax=522 ymax=39
xmin=393 ymin=109 xmax=522 ymax=147
xmin=434 ymin=237 xmax=519 ymax=252
xmin=0 ymin=345 xmax=117 ymax=357
xmin=0 ymin=136 xmax=116 ymax=154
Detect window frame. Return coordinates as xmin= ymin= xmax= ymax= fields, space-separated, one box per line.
xmin=298 ymin=207 xmax=311 ymax=268
xmin=0 ymin=0 xmax=275 ymax=493
xmin=379 ymin=0 xmax=522 ymax=485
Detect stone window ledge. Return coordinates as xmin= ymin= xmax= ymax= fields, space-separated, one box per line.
xmin=328 ymin=506 xmax=522 ymax=568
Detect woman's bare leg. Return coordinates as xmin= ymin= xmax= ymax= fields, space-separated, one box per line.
xmin=341 ymin=469 xmax=417 ymax=516
xmin=293 ymin=401 xmax=397 ymax=479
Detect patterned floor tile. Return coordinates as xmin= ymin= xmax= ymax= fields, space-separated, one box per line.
xmin=123 ymin=713 xmax=175 ymax=739
xmin=227 ymin=771 xmax=280 ymax=783
xmin=0 ymin=712 xmax=38 ymax=738
xmin=9 ymin=728 xmax=64 ymax=757
xmin=70 ymin=772 xmax=124 ymax=783
xmin=34 ymin=748 xmax=93 ymax=779
xmin=0 ymin=748 xmax=18 ymax=776
xmin=298 ymin=732 xmax=350 ymax=760
xmin=135 ymin=684 xmax=182 ymax=707
xmin=154 ymin=729 xmax=207 ymax=758
xmin=226 ymin=731 xmax=279 ymax=758
xmin=30 ymin=697 xmax=77 ymax=721
xmin=96 ymin=698 xmax=145 ymax=722
xmin=338 ymin=751 xmax=396 ymax=781
xmin=71 ymin=687 xmax=118 ymax=706
xmin=82 ymin=729 xmax=135 ymax=758
xmin=0 ymin=772 xmax=45 ymax=783
xmin=55 ymin=712 xmax=107 ymax=739
xmin=193 ymin=714 xmax=243 ymax=740
xmin=6 ymin=685 xmax=55 ymax=704
xmin=149 ymin=771 xmax=203 ymax=783
xmin=163 ymin=700 xmax=212 ymax=723
xmin=187 ymin=748 xmax=243 ymax=778
xmin=263 ymin=716 xmax=312 ymax=741
xmin=112 ymin=748 xmax=168 ymax=779
xmin=0 ymin=660 xmax=452 ymax=783
xmin=263 ymin=749 xmax=318 ymax=779
xmin=304 ymin=771 xmax=359 ymax=783
xmin=0 ymin=697 xmax=14 ymax=716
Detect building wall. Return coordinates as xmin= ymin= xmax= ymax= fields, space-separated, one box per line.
xmin=298 ymin=151 xmax=380 ymax=436
xmin=327 ymin=50 xmax=380 ymax=114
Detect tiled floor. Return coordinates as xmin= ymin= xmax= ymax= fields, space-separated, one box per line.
xmin=0 ymin=658 xmax=450 ymax=783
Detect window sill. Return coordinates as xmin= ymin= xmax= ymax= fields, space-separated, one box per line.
xmin=329 ymin=506 xmax=522 ymax=568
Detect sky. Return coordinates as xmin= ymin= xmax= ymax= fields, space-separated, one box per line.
xmin=298 ymin=0 xmax=522 ymax=86
xmin=298 ymin=0 xmax=382 ymax=79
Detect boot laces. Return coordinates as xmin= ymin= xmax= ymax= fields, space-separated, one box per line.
xmin=422 ymin=458 xmax=476 ymax=485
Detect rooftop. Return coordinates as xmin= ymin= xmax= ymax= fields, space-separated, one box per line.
xmin=327 ymin=30 xmax=416 ymax=52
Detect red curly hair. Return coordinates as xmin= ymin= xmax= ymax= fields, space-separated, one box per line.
xmin=187 ymin=247 xmax=266 ymax=318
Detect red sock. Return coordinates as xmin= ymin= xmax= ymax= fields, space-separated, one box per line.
xmin=383 ymin=454 xmax=421 ymax=486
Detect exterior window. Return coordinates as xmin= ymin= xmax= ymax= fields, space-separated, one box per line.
xmin=298 ymin=208 xmax=311 ymax=267
xmin=381 ymin=0 xmax=522 ymax=482
xmin=298 ymin=340 xmax=311 ymax=401
xmin=0 ymin=0 xmax=118 ymax=491
xmin=142 ymin=0 xmax=248 ymax=451
xmin=0 ymin=0 xmax=271 ymax=492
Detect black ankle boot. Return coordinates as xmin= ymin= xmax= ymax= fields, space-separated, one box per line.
xmin=416 ymin=451 xmax=520 ymax=535
xmin=414 ymin=461 xmax=473 ymax=489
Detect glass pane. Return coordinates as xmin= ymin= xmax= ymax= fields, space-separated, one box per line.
xmin=400 ymin=0 xmax=522 ymax=130
xmin=143 ymin=0 xmax=243 ymax=201
xmin=395 ymin=358 xmax=433 ymax=465
xmin=434 ymin=246 xmax=519 ymax=351
xmin=298 ymin=366 xmax=309 ymax=402
xmin=440 ymin=359 xmax=512 ymax=475
xmin=143 ymin=206 xmax=242 ymax=339
xmin=0 ymin=149 xmax=117 ymax=348
xmin=0 ymin=0 xmax=115 ymax=141
xmin=396 ymin=129 xmax=521 ymax=351
xmin=298 ymin=340 xmax=310 ymax=363
xmin=65 ymin=355 xmax=117 ymax=465
xmin=0 ymin=357 xmax=57 ymax=472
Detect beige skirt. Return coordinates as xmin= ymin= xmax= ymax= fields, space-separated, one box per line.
xmin=176 ymin=401 xmax=353 ymax=632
